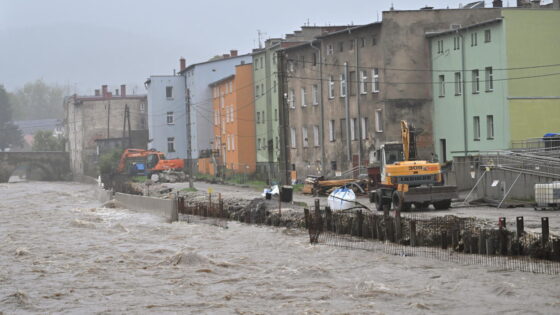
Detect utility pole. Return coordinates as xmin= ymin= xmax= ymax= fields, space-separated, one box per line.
xmin=126 ymin=105 xmax=131 ymax=147
xmin=186 ymin=88 xmax=194 ymax=189
xmin=277 ymin=50 xmax=290 ymax=185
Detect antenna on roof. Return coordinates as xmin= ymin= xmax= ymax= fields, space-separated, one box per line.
xmin=257 ymin=30 xmax=266 ymax=49
xmin=390 ymin=2 xmax=394 ymax=10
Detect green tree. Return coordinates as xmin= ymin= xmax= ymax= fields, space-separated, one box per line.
xmin=10 ymin=79 xmax=69 ymax=120
xmin=98 ymin=148 xmax=123 ymax=175
xmin=32 ymin=130 xmax=64 ymax=151
xmin=0 ymin=85 xmax=23 ymax=151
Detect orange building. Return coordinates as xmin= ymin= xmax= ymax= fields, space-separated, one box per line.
xmin=208 ymin=63 xmax=256 ymax=175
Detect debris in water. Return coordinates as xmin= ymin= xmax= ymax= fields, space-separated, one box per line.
xmin=15 ymin=247 xmax=29 ymax=256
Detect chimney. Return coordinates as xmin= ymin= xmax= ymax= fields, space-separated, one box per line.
xmin=120 ymin=84 xmax=126 ymax=97
xmin=222 ymin=54 xmax=230 ymax=58
xmin=179 ymin=57 xmax=186 ymax=72
xmin=230 ymin=50 xmax=238 ymax=57
xmin=531 ymin=0 xmax=540 ymax=8
xmin=115 ymin=89 xmax=119 ymax=96
xmin=493 ymin=0 xmax=503 ymax=7
xmin=101 ymin=85 xmax=108 ymax=97
xmin=94 ymin=89 xmax=100 ymax=96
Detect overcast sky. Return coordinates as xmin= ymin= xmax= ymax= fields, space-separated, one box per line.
xmin=0 ymin=0 xmax=528 ymax=94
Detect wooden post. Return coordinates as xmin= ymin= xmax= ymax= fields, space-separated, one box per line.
xmin=371 ymin=215 xmax=378 ymax=239
xmin=479 ymin=230 xmax=487 ymax=255
xmin=357 ymin=210 xmax=364 ymax=237
xmin=208 ymin=192 xmax=212 ymax=217
xmin=314 ymin=199 xmax=323 ymax=237
xmin=471 ymin=236 xmax=479 ymax=254
xmin=278 ymin=192 xmax=282 ymax=217
xmin=410 ymin=220 xmax=417 ymax=247
xmin=499 ymin=217 xmax=507 ymax=255
xmin=325 ymin=206 xmax=332 ymax=232
xmin=451 ymin=229 xmax=458 ymax=250
xmin=516 ymin=216 xmax=524 ymax=238
xmin=395 ymin=209 xmax=401 ymax=243
xmin=542 ymin=217 xmax=549 ymax=247
xmin=552 ymin=239 xmax=560 ymax=262
xmin=219 ymin=193 xmax=224 ymax=218
xmin=304 ymin=208 xmax=312 ymax=243
xmin=486 ymin=237 xmax=495 ymax=255
xmin=441 ymin=230 xmax=448 ymax=249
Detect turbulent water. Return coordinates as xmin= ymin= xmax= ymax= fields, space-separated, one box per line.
xmin=1 ymin=182 xmax=559 ymax=314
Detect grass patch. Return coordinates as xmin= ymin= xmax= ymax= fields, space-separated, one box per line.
xmin=292 ymin=184 xmax=304 ymax=193
xmin=130 ymin=175 xmax=148 ymax=183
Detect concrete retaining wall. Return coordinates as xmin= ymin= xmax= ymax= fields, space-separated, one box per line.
xmin=95 ymin=187 xmax=113 ymax=203
xmin=114 ymin=193 xmax=178 ymax=222
xmin=476 ymin=169 xmax=557 ymax=201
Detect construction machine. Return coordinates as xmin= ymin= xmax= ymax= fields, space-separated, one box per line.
xmin=369 ymin=121 xmax=457 ymax=211
xmin=116 ymin=149 xmax=184 ymax=178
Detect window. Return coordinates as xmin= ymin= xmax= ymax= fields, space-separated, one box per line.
xmin=349 ymin=71 xmax=355 ymax=96
xmin=372 ymin=37 xmax=377 ymax=46
xmin=167 ymin=137 xmax=175 ymax=152
xmin=274 ymin=109 xmax=278 ymax=121
xmin=273 ymin=53 xmax=277 ymax=65
xmin=222 ymin=117 xmax=226 ymax=134
xmin=349 ymin=39 xmax=354 ymax=51
xmin=454 ymin=72 xmax=462 ymax=95
xmin=453 ymin=36 xmax=460 ymax=50
xmin=227 ymin=135 xmax=231 ymax=151
xmin=350 ymin=118 xmax=357 ymax=140
xmin=484 ymin=29 xmax=491 ymax=43
xmin=338 ymin=41 xmax=344 ymax=52
xmin=288 ymin=89 xmax=295 ymax=108
xmin=275 ymin=137 xmax=279 ymax=149
xmin=139 ymin=103 xmax=145 ymax=112
xmin=257 ymin=111 xmax=260 ymax=124
xmin=313 ymin=125 xmax=319 ymax=147
xmin=166 ymin=111 xmax=174 ymax=125
xmin=140 ymin=117 xmax=146 ymax=129
xmin=220 ymin=96 xmax=224 ymax=108
xmin=273 ymin=80 xmax=277 ymax=93
xmin=473 ymin=116 xmax=480 ymax=140
xmin=261 ymin=83 xmax=264 ymax=96
xmin=359 ymin=70 xmax=368 ymax=94
xmin=471 ymin=32 xmax=478 ymax=46
xmin=302 ymin=127 xmax=308 ymax=147
xmin=231 ymin=107 xmax=235 ymax=122
xmin=340 ymin=119 xmax=347 ymax=141
xmin=328 ymin=76 xmax=335 ymax=99
xmin=215 ymin=111 xmax=219 ymax=125
xmin=231 ymin=135 xmax=235 ymax=151
xmin=261 ymin=111 xmax=264 ymax=123
xmin=257 ymin=138 xmax=261 ymax=151
xmin=312 ymin=53 xmax=317 ymax=66
xmin=372 ymin=68 xmax=379 ymax=93
xmin=472 ymin=70 xmax=479 ymax=93
xmin=487 ymin=115 xmax=494 ymax=139
xmin=312 ymin=84 xmax=318 ymax=105
xmin=340 ymin=73 xmax=346 ymax=97
xmin=301 ymin=87 xmax=307 ymax=107
xmin=166 ymin=86 xmax=173 ymax=98
xmin=329 ymin=120 xmax=335 ymax=142
xmin=327 ymin=44 xmax=334 ymax=56
xmin=290 ymin=128 xmax=296 ymax=148
xmin=360 ymin=37 xmax=365 ymax=47
xmin=299 ymin=55 xmax=305 ymax=69
xmin=437 ymin=40 xmax=443 ymax=54
xmin=361 ymin=117 xmax=368 ymax=140
xmin=256 ymin=85 xmax=260 ymax=97
xmin=255 ymin=58 xmax=259 ymax=69
xmin=375 ymin=110 xmax=383 ymax=132
xmin=288 ymin=60 xmax=294 ymax=72
xmin=438 ymin=75 xmax=445 ymax=97
xmin=485 ymin=67 xmax=493 ymax=92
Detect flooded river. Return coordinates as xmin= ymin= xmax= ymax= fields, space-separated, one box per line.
xmin=1 ymin=182 xmax=559 ymax=314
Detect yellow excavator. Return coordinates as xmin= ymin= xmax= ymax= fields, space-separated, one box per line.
xmin=369 ymin=120 xmax=457 ymax=211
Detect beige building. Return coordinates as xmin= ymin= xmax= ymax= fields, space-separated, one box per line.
xmin=280 ymin=7 xmax=503 ymax=180
xmin=64 ymin=84 xmax=148 ymax=176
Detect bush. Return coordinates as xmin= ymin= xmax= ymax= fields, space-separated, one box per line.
xmin=98 ymin=148 xmax=122 ymax=175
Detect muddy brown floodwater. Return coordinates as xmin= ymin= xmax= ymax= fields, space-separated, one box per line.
xmin=1 ymin=181 xmax=559 ymax=314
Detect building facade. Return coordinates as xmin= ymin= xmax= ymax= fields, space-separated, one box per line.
xmin=181 ymin=52 xmax=252 ymax=161
xmin=429 ymin=9 xmax=560 ymax=161
xmin=64 ymin=84 xmax=147 ymax=176
xmin=281 ymin=8 xmax=503 ymax=181
xmin=208 ymin=63 xmax=256 ymax=175
xmin=146 ymin=73 xmax=187 ymax=159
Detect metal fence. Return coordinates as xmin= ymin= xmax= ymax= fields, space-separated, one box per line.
xmin=305 ymin=206 xmax=560 ymax=275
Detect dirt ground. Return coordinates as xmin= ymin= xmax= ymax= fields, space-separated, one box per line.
xmin=166 ymin=181 xmax=560 ymax=235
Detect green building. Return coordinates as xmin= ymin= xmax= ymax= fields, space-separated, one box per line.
xmin=252 ymin=39 xmax=283 ymax=180
xmin=429 ymin=9 xmax=560 ymax=161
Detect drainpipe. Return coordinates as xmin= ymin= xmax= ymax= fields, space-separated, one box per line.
xmin=310 ymin=41 xmax=325 ymax=176
xmin=344 ymin=62 xmax=351 ymax=164
xmin=355 ymin=39 xmax=363 ymax=172
xmin=459 ymin=32 xmax=469 ymax=156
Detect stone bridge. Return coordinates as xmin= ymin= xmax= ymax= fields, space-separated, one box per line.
xmin=0 ymin=151 xmax=71 ymax=183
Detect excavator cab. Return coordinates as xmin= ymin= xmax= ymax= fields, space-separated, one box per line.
xmin=146 ymin=153 xmax=160 ymax=170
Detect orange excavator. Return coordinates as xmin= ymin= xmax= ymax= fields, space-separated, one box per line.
xmin=117 ymin=149 xmax=184 ymax=176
